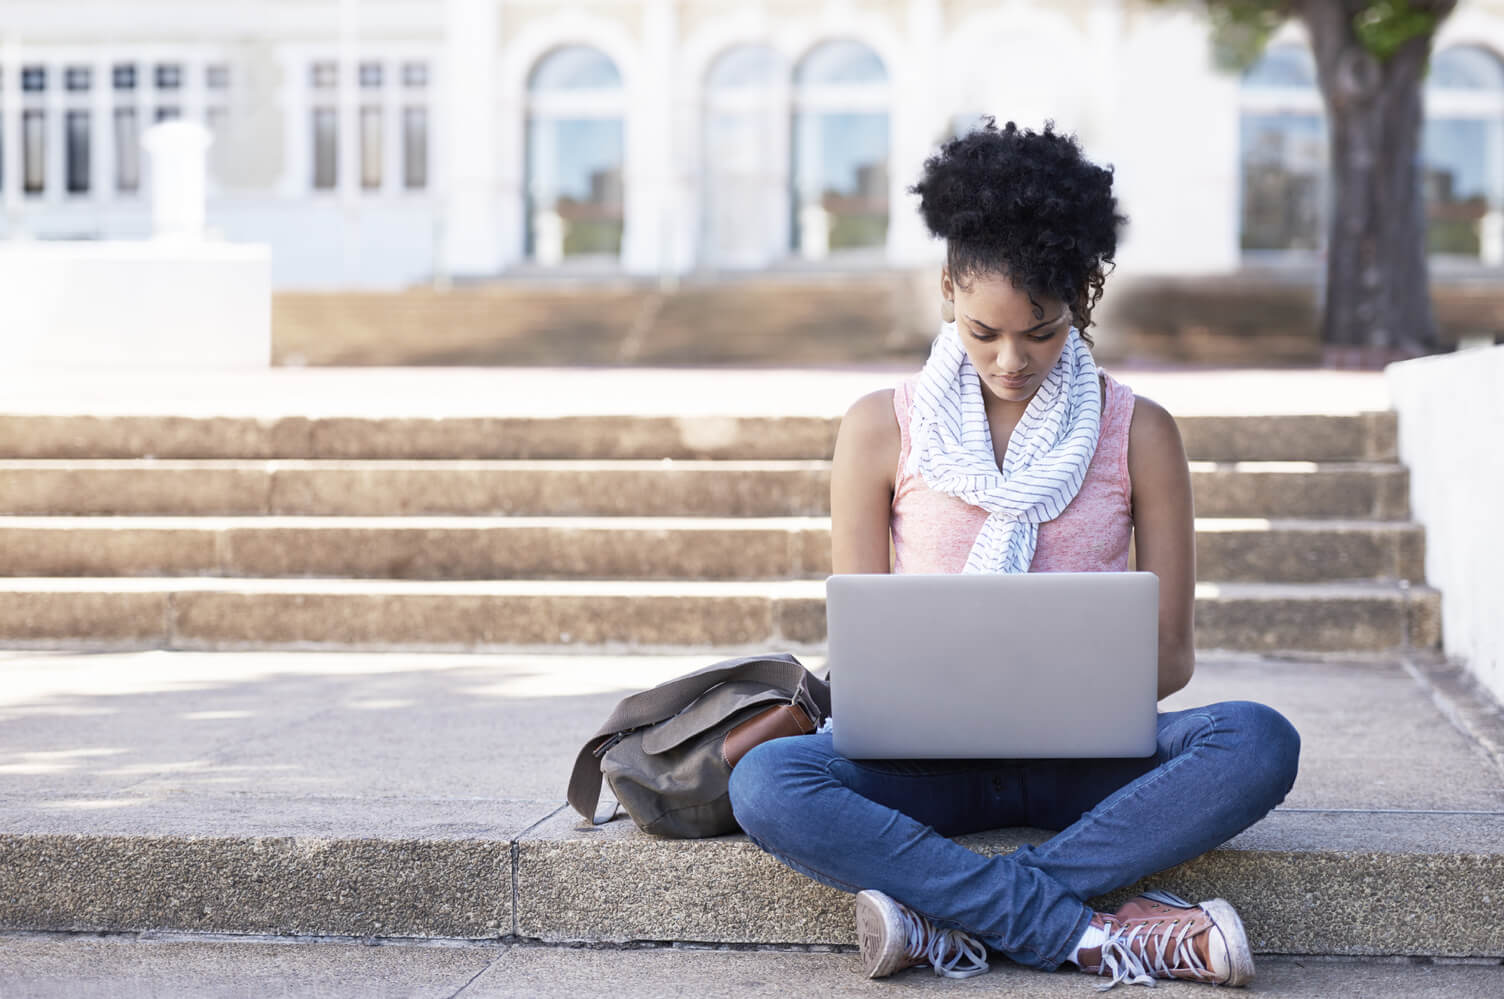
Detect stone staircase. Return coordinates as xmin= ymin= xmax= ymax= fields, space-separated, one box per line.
xmin=0 ymin=410 xmax=1439 ymax=656
xmin=4 ymin=393 xmax=1502 ymax=980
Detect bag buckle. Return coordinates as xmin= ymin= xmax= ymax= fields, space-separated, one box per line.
xmin=791 ymin=684 xmax=822 ymax=729
xmin=592 ymin=732 xmax=626 ymax=759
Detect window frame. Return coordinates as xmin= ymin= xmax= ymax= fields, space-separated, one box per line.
xmin=297 ymin=47 xmax=435 ymax=199
xmin=790 ymin=39 xmax=893 ymax=259
xmin=1236 ymin=41 xmax=1329 ymax=264
xmin=524 ymin=45 xmax=627 ymax=263
xmin=1423 ymin=43 xmax=1504 ymax=267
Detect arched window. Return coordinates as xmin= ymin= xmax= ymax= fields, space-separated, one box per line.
xmin=525 ymin=45 xmax=624 ymax=264
xmin=791 ymin=40 xmax=890 ymax=258
xmin=1238 ymin=43 xmax=1326 ymax=254
xmin=1424 ymin=45 xmax=1504 ymax=263
xmin=701 ymin=43 xmax=787 ymax=269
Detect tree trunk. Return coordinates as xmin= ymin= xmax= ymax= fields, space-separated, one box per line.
xmin=1299 ymin=0 xmax=1455 ymax=359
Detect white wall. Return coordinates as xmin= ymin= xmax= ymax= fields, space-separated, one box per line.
xmin=1387 ymin=347 xmax=1504 ymax=704
xmin=0 ymin=240 xmax=271 ymax=367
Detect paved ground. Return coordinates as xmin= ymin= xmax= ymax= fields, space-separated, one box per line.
xmin=1 ymin=649 xmax=1501 ymax=841
xmin=2 ymin=932 xmax=1500 ymax=998
xmin=0 ymin=364 xmax=1392 ymax=418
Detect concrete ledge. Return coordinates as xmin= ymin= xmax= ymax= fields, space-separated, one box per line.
xmin=1190 ymin=521 xmax=1425 ymax=584
xmin=1189 ymin=463 xmax=1410 ymax=521
xmin=0 ymin=579 xmax=1443 ymax=653
xmin=516 ymin=808 xmax=1504 ymax=957
xmin=0 ymin=241 xmax=271 ymax=369
xmin=0 ymin=459 xmax=1409 ymax=521
xmin=0 ymin=516 xmax=1420 ymax=584
xmin=1 ymin=809 xmax=1499 ymax=955
xmin=1173 ymin=413 xmax=1396 ymax=463
xmin=0 ymin=414 xmax=1395 ymax=462
xmin=1389 ymin=345 xmax=1504 ymax=707
xmin=0 ymin=833 xmax=511 ymax=938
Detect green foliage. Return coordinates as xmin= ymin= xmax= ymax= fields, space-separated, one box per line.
xmin=1201 ymin=1 xmax=1290 ymax=73
xmin=1353 ymin=1 xmax=1439 ymax=61
xmin=1156 ymin=1 xmax=1440 ymax=69
xmin=828 ymin=214 xmax=889 ymax=252
xmin=563 ymin=219 xmax=623 ymax=257
xmin=1428 ymin=218 xmax=1482 ymax=256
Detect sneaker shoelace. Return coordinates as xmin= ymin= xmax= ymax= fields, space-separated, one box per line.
xmin=896 ymin=903 xmax=990 ymax=979
xmin=1093 ymin=890 xmax=1211 ymax=992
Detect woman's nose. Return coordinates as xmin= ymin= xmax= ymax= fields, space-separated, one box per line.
xmin=996 ymin=339 xmax=1026 ymax=373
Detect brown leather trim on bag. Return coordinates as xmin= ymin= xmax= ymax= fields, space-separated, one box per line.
xmin=722 ymin=702 xmax=816 ymax=770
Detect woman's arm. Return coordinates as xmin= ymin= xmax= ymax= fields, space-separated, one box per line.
xmin=1126 ymin=396 xmax=1197 ymax=700
xmin=830 ymin=389 xmax=900 ymax=575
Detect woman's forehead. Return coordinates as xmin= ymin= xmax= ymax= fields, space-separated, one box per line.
xmin=955 ymin=273 xmax=1062 ymax=320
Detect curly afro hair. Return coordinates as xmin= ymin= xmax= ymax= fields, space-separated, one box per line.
xmin=908 ymin=118 xmax=1126 ymax=345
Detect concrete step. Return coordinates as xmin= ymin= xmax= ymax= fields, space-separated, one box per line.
xmin=0 ymin=459 xmax=1408 ymax=520
xmin=0 ymin=651 xmax=1499 ymax=960
xmin=0 ymin=577 xmax=1440 ymax=653
xmin=1190 ymin=518 xmax=1424 ymax=584
xmin=1188 ymin=460 xmax=1409 ymax=520
xmin=0 ymin=459 xmax=834 ymax=518
xmin=4 ymin=937 xmax=1502 ymax=999
xmin=0 ymin=412 xmax=1397 ymax=462
xmin=0 ymin=516 xmax=1425 ymax=585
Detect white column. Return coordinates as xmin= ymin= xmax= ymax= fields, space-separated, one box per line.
xmin=663 ymin=23 xmax=700 ymax=276
xmin=2 ymin=36 xmax=22 ymax=235
xmin=384 ymin=59 xmax=401 ymax=198
xmin=1083 ymin=0 xmax=1123 ymax=159
xmin=93 ymin=53 xmax=115 ymax=218
xmin=764 ymin=74 xmax=792 ymax=264
xmin=1112 ymin=9 xmax=1240 ymax=275
xmin=622 ymin=0 xmax=677 ymax=277
xmin=274 ymin=48 xmax=299 ymax=199
xmin=887 ymin=0 xmax=943 ymax=266
xmin=47 ymin=58 xmax=65 ymax=209
xmin=141 ymin=119 xmax=211 ymax=240
xmin=439 ymin=0 xmax=502 ymax=281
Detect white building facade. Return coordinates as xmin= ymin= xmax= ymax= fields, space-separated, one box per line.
xmin=2 ymin=0 xmax=1503 ymax=289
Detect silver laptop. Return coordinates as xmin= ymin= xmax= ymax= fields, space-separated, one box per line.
xmin=825 ymin=572 xmax=1159 ymax=759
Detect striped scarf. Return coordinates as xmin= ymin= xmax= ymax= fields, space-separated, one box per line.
xmin=904 ymin=320 xmax=1101 ymax=574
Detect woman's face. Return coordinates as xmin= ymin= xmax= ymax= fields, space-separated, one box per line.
xmin=943 ymin=268 xmax=1072 ymax=407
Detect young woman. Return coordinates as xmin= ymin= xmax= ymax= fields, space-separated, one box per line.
xmin=727 ymin=120 xmax=1301 ymax=989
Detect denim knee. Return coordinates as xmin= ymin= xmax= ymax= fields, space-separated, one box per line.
xmin=1225 ymin=700 xmax=1302 ymax=805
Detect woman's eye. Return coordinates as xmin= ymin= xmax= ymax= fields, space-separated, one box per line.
xmin=970 ymin=327 xmax=1058 ymax=343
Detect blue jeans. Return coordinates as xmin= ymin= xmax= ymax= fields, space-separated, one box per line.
xmin=727 ymin=700 xmax=1300 ymax=971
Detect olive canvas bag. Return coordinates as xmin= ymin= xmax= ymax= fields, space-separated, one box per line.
xmin=567 ymin=652 xmax=831 ymax=839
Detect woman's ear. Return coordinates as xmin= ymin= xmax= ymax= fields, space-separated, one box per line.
xmin=940 ymin=268 xmax=955 ymax=324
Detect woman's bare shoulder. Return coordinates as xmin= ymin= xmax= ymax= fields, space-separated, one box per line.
xmin=1127 ymin=394 xmax=1185 ymax=457
xmin=841 ymin=388 xmax=901 ymax=447
xmin=1126 ymin=394 xmax=1191 ymax=503
xmin=836 ymin=389 xmax=902 ymax=490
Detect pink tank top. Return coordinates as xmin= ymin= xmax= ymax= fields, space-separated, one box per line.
xmin=891 ymin=371 xmax=1135 ymax=574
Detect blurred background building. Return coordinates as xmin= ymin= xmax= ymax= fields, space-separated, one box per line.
xmin=2 ymin=0 xmax=1502 ymax=296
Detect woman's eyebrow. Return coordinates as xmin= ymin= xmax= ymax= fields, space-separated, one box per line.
xmin=966 ymin=311 xmax=1068 ymax=334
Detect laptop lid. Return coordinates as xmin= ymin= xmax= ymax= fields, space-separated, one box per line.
xmin=825 ymin=572 xmax=1159 ymax=759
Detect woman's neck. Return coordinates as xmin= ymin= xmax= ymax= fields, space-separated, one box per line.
xmin=983 ymin=391 xmax=1036 ymax=425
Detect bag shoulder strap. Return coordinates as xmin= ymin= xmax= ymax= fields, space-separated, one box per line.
xmin=566 ymin=652 xmax=811 ymax=824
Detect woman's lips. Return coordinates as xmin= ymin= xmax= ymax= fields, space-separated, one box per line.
xmin=993 ymin=374 xmax=1032 ymax=390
